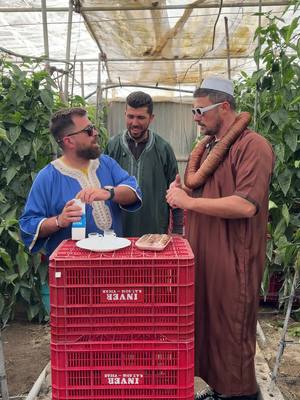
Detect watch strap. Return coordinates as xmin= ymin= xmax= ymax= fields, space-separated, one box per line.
xmin=104 ymin=187 xmax=115 ymax=200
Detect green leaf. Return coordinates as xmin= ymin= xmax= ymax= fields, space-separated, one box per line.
xmin=5 ymin=273 xmax=18 ymax=283
xmin=14 ymin=85 xmax=26 ymax=105
xmin=16 ymin=248 xmax=29 ymax=278
xmin=40 ymin=89 xmax=53 ymax=110
xmin=8 ymin=126 xmax=21 ymax=144
xmin=0 ymin=293 xmax=5 ymax=315
xmin=277 ymin=169 xmax=292 ymax=196
xmin=270 ymin=109 xmax=289 ymax=128
xmin=7 ymin=230 xmax=21 ymax=243
xmin=4 ymin=208 xmax=18 ymax=221
xmin=17 ymin=140 xmax=31 ymax=159
xmin=297 ymin=37 xmax=300 ymax=58
xmin=269 ymin=200 xmax=278 ymax=210
xmin=274 ymin=143 xmax=285 ymax=163
xmin=20 ymin=287 xmax=31 ymax=303
xmin=254 ymin=47 xmax=261 ymax=66
xmin=280 ymin=17 xmax=299 ymax=44
xmin=27 ymin=303 xmax=40 ymax=320
xmin=5 ymin=166 xmax=20 ymax=185
xmin=0 ymin=247 xmax=13 ymax=269
xmin=273 ymin=218 xmax=287 ymax=243
xmin=284 ymin=244 xmax=297 ymax=267
xmin=24 ymin=120 xmax=37 ymax=133
xmin=12 ymin=282 xmax=20 ymax=296
xmin=284 ymin=130 xmax=298 ymax=152
xmin=290 ymin=95 xmax=300 ymax=106
xmin=266 ymin=239 xmax=273 ymax=261
xmin=281 ymin=204 xmax=290 ymax=225
xmin=1 ymin=307 xmax=11 ymax=327
xmin=0 ymin=191 xmax=6 ymax=203
xmin=38 ymin=261 xmax=48 ymax=284
xmin=0 ymin=127 xmax=8 ymax=142
xmin=296 ymin=251 xmax=300 ymax=271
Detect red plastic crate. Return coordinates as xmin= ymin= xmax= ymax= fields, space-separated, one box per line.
xmin=50 ymin=237 xmax=194 ymax=261
xmin=50 ymin=303 xmax=194 ymax=338
xmin=51 ymin=338 xmax=194 ymax=400
xmin=49 ymin=238 xmax=194 ymax=340
xmin=52 ymin=386 xmax=193 ymax=400
xmin=50 ymin=278 xmax=194 ymax=306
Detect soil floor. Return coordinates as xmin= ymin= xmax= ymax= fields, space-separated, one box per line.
xmin=2 ymin=307 xmax=300 ymax=399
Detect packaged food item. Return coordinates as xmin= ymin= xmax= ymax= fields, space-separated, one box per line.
xmin=135 ymin=234 xmax=172 ymax=251
xmin=71 ymin=199 xmax=86 ymax=240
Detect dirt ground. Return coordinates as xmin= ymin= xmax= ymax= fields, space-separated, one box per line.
xmin=258 ymin=307 xmax=300 ymax=400
xmin=2 ymin=307 xmax=300 ymax=399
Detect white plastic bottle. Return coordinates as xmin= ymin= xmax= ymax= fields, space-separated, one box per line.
xmin=71 ymin=198 xmax=86 ymax=240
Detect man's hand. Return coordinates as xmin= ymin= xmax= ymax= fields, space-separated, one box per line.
xmin=76 ymin=188 xmax=110 ymax=204
xmin=169 ymin=174 xmax=182 ymax=190
xmin=166 ymin=187 xmax=190 ymax=209
xmin=57 ymin=199 xmax=83 ymax=228
xmin=39 ymin=199 xmax=83 ymax=238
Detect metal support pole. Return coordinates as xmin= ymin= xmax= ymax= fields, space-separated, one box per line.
xmin=254 ymin=0 xmax=262 ymax=129
xmin=95 ymin=53 xmax=102 ymax=125
xmin=198 ymin=63 xmax=202 ymax=85
xmin=0 ymin=2 xmax=291 ymax=12
xmin=80 ymin=61 xmax=85 ymax=98
xmin=224 ymin=16 xmax=231 ymax=80
xmin=85 ymin=83 xmax=193 ymax=100
xmin=64 ymin=0 xmax=73 ymax=102
xmin=71 ymin=56 xmax=76 ymax=99
xmin=41 ymin=0 xmax=49 ymax=67
xmin=269 ymin=268 xmax=300 ymax=392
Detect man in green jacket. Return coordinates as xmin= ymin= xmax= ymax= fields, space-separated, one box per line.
xmin=105 ymin=91 xmax=183 ymax=237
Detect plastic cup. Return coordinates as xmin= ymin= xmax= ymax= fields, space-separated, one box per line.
xmin=88 ymin=232 xmax=103 ymax=238
xmin=103 ymin=229 xmax=116 ymax=237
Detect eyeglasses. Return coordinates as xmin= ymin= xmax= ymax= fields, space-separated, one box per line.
xmin=58 ymin=124 xmax=97 ymax=143
xmin=192 ymin=102 xmax=223 ymax=116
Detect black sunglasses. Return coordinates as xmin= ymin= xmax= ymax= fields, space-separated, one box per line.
xmin=58 ymin=124 xmax=96 ymax=143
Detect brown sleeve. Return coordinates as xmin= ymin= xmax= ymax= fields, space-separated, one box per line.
xmin=232 ymin=132 xmax=274 ymax=213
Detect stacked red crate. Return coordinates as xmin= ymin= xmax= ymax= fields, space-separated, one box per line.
xmin=49 ymin=237 xmax=195 ymax=400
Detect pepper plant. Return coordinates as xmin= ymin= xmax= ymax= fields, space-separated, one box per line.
xmin=0 ymin=58 xmax=107 ymax=324
xmin=235 ymin=10 xmax=300 ymax=304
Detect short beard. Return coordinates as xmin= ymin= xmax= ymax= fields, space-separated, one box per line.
xmin=201 ymin=119 xmax=222 ymax=136
xmin=76 ymin=146 xmax=101 ymax=160
xmin=128 ymin=128 xmax=148 ymax=141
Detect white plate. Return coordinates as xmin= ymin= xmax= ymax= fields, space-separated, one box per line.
xmin=76 ymin=236 xmax=131 ymax=252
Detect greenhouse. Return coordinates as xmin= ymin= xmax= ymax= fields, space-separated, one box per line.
xmin=0 ymin=1 xmax=299 ymax=400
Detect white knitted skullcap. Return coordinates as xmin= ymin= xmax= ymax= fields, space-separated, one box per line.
xmin=201 ymin=76 xmax=234 ymax=96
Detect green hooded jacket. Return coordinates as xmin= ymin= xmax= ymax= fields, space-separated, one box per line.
xmin=105 ymin=130 xmax=179 ymax=237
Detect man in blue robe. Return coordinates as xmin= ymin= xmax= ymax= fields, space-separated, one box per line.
xmin=19 ymin=107 xmax=142 ymax=257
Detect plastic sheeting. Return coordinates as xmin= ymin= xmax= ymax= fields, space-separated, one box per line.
xmin=81 ymin=0 xmax=286 ymax=87
xmin=0 ymin=0 xmax=294 ymax=99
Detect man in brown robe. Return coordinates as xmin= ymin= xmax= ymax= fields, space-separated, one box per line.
xmin=166 ymin=77 xmax=274 ymax=400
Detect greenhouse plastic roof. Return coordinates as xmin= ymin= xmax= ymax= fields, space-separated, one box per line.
xmin=0 ymin=0 xmax=295 ymax=99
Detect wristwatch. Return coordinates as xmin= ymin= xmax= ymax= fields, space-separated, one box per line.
xmin=104 ymin=186 xmax=115 ymax=200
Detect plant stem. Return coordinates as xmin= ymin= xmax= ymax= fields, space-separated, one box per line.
xmin=269 ymin=268 xmax=299 ymax=392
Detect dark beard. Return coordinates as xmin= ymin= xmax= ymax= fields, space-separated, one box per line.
xmin=76 ymin=145 xmax=101 ymax=160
